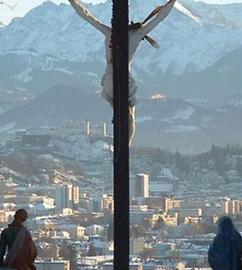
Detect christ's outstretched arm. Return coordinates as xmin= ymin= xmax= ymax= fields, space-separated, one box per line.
xmin=140 ymin=0 xmax=176 ymax=36
xmin=68 ymin=0 xmax=111 ymax=35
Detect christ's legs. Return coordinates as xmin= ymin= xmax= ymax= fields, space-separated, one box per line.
xmin=128 ymin=106 xmax=135 ymax=146
xmin=101 ymin=76 xmax=137 ymax=146
xmin=102 ymin=96 xmax=136 ymax=146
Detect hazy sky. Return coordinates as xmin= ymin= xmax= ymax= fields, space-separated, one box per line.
xmin=1 ymin=0 xmax=242 ymax=25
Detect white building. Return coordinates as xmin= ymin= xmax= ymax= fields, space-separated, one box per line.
xmin=55 ymin=184 xmax=79 ymax=211
xmin=35 ymin=259 xmax=70 ymax=270
xmin=134 ymin=174 xmax=149 ymax=198
xmin=103 ymin=262 xmax=143 ymax=270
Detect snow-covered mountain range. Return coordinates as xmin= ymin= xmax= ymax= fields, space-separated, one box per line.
xmin=0 ymin=0 xmax=241 ymax=152
xmin=0 ymin=85 xmax=242 ymax=153
xmin=0 ymin=0 xmax=241 ymax=75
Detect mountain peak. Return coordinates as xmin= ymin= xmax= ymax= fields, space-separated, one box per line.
xmin=174 ymin=1 xmax=203 ymax=25
xmin=0 ymin=0 xmax=241 ymax=76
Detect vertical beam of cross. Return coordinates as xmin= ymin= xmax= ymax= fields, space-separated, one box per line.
xmin=112 ymin=0 xmax=130 ymax=269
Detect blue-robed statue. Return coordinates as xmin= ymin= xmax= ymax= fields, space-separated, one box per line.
xmin=208 ymin=216 xmax=242 ymax=270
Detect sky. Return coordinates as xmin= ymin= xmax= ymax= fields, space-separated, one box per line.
xmin=1 ymin=0 xmax=242 ymax=25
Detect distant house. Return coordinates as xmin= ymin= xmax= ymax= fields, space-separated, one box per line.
xmin=85 ymin=224 xmax=104 ymax=236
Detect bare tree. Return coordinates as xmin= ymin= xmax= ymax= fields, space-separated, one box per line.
xmin=0 ymin=0 xmax=17 ymax=10
xmin=0 ymin=0 xmax=17 ymax=25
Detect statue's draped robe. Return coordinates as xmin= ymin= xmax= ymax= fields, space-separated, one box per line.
xmin=0 ymin=226 xmax=37 ymax=270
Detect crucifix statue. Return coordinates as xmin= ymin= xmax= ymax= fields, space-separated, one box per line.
xmin=68 ymin=0 xmax=176 ymax=145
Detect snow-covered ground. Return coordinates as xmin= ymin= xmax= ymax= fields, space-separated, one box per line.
xmin=50 ymin=134 xmax=111 ymax=161
xmin=172 ymin=106 xmax=195 ymax=120
xmin=165 ymin=125 xmax=200 ymax=133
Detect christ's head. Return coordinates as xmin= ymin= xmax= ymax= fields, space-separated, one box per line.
xmin=129 ymin=21 xmax=142 ymax=31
